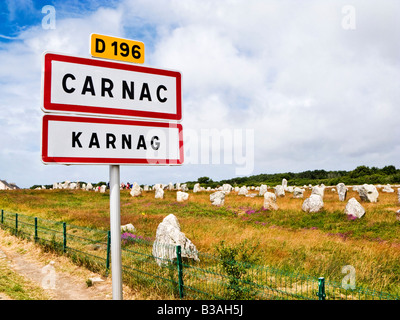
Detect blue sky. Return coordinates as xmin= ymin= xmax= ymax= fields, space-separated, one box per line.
xmin=0 ymin=0 xmax=399 ymax=188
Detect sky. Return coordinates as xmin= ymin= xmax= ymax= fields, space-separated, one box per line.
xmin=0 ymin=0 xmax=399 ymax=188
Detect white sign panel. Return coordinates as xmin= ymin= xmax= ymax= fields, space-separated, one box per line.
xmin=42 ymin=52 xmax=182 ymax=121
xmin=41 ymin=114 xmax=183 ymax=165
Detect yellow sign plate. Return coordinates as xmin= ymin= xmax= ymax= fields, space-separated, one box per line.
xmin=90 ymin=33 xmax=145 ymax=64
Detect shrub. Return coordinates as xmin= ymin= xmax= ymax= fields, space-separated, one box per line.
xmin=215 ymin=240 xmax=259 ymax=300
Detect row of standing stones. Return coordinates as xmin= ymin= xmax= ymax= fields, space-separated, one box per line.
xmin=44 ymin=180 xmax=399 ymax=266
xmin=120 ymin=180 xmax=400 ymax=266
xmin=48 ymin=179 xmax=399 ymax=220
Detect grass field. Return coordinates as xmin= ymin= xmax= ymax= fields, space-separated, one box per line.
xmin=0 ymin=186 xmax=399 ymax=296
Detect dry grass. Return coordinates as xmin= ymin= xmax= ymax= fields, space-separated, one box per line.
xmin=0 ymin=186 xmax=399 ymax=295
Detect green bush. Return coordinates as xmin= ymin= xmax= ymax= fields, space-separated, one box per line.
xmin=215 ymin=240 xmax=259 ymax=300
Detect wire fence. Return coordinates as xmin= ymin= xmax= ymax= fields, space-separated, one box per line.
xmin=0 ymin=209 xmax=398 ymax=300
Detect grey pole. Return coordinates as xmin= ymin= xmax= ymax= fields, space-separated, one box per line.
xmin=110 ymin=165 xmax=122 ymax=300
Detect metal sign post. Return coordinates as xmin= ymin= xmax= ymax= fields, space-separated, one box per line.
xmin=40 ymin=34 xmax=183 ymax=301
xmin=109 ymin=165 xmax=122 ymax=300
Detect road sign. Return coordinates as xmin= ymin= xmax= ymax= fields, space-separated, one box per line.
xmin=90 ymin=33 xmax=145 ymax=64
xmin=41 ymin=52 xmax=182 ymax=121
xmin=41 ymin=114 xmax=184 ymax=165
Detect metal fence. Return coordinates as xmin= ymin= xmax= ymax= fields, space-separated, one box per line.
xmin=0 ymin=209 xmax=398 ymax=300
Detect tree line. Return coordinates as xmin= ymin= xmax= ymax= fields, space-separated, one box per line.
xmin=188 ymin=165 xmax=400 ymax=189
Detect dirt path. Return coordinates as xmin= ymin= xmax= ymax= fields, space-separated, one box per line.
xmin=0 ymin=229 xmax=129 ymax=300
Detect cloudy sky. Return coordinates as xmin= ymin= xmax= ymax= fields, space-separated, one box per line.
xmin=0 ymin=0 xmax=399 ymax=188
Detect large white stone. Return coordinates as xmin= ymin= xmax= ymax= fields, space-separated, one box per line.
xmin=336 ymin=183 xmax=347 ymax=201
xmin=398 ymin=188 xmax=400 ymax=204
xmin=152 ymin=214 xmax=199 ymax=266
xmin=292 ymin=187 xmax=304 ymax=199
xmin=302 ymin=194 xmax=324 ymax=213
xmin=282 ymin=178 xmax=288 ymax=189
xmin=358 ymin=184 xmax=379 ymax=203
xmin=130 ymin=182 xmax=142 ymax=197
xmin=344 ymin=198 xmax=365 ymax=219
xmin=121 ymin=223 xmax=136 ymax=233
xmin=238 ymin=186 xmax=248 ymax=196
xmin=274 ymin=185 xmax=285 ymax=197
xmin=210 ymin=191 xmax=225 ymax=206
xmin=155 ymin=186 xmax=164 ymax=199
xmin=177 ymin=191 xmax=189 ymax=202
xmin=100 ymin=185 xmax=107 ymax=193
xmin=259 ymin=184 xmax=268 ymax=196
xmin=382 ymin=184 xmax=394 ymax=193
xmin=193 ymin=183 xmax=201 ymax=193
xmin=311 ymin=185 xmax=325 ymax=198
xmin=86 ymin=182 xmax=93 ymax=191
xmin=263 ymin=192 xmax=278 ymax=210
xmin=222 ymin=184 xmax=233 ymax=194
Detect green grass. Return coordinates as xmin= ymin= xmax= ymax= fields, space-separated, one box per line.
xmin=0 ymin=188 xmax=399 ymax=297
xmin=0 ymin=256 xmax=50 ymax=300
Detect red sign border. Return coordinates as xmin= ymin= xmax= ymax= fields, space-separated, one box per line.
xmin=41 ymin=114 xmax=184 ymax=165
xmin=42 ymin=52 xmax=182 ymax=121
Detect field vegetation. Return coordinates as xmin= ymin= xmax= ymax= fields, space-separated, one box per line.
xmin=0 ymin=183 xmax=399 ymax=296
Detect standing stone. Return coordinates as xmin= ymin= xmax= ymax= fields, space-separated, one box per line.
xmin=181 ymin=184 xmax=188 ymax=192
xmin=274 ymin=185 xmax=285 ymax=197
xmin=358 ymin=184 xmax=379 ymax=203
xmin=210 ymin=191 xmax=225 ymax=206
xmin=176 ymin=191 xmax=189 ymax=202
xmin=302 ymin=194 xmax=324 ymax=213
xmin=155 ymin=186 xmax=164 ymax=199
xmin=121 ymin=223 xmax=136 ymax=233
xmin=336 ymin=183 xmax=348 ymax=202
xmin=222 ymin=184 xmax=233 ymax=194
xmin=130 ymin=182 xmax=142 ymax=197
xmin=168 ymin=182 xmax=174 ymax=191
xmin=100 ymin=185 xmax=107 ymax=193
xmin=238 ymin=186 xmax=248 ymax=196
xmin=263 ymin=192 xmax=278 ymax=210
xmin=382 ymin=184 xmax=394 ymax=193
xmin=193 ymin=183 xmax=201 ymax=193
xmin=86 ymin=182 xmax=93 ymax=191
xmin=311 ymin=185 xmax=325 ymax=198
xmin=152 ymin=214 xmax=199 ymax=266
xmin=292 ymin=187 xmax=304 ymax=199
xmin=344 ymin=198 xmax=365 ymax=219
xmin=282 ymin=178 xmax=288 ymax=189
xmin=259 ymin=184 xmax=268 ymax=196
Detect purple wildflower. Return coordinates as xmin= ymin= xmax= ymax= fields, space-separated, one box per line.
xmin=347 ymin=214 xmax=358 ymax=221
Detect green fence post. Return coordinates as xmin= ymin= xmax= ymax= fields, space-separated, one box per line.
xmin=176 ymin=245 xmax=184 ymax=299
xmin=15 ymin=213 xmax=18 ymax=235
xmin=63 ymin=222 xmax=67 ymax=253
xmin=317 ymin=277 xmax=326 ymax=300
xmin=34 ymin=217 xmax=38 ymax=242
xmin=106 ymin=230 xmax=111 ymax=273
xmin=1 ymin=209 xmax=3 ymax=225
